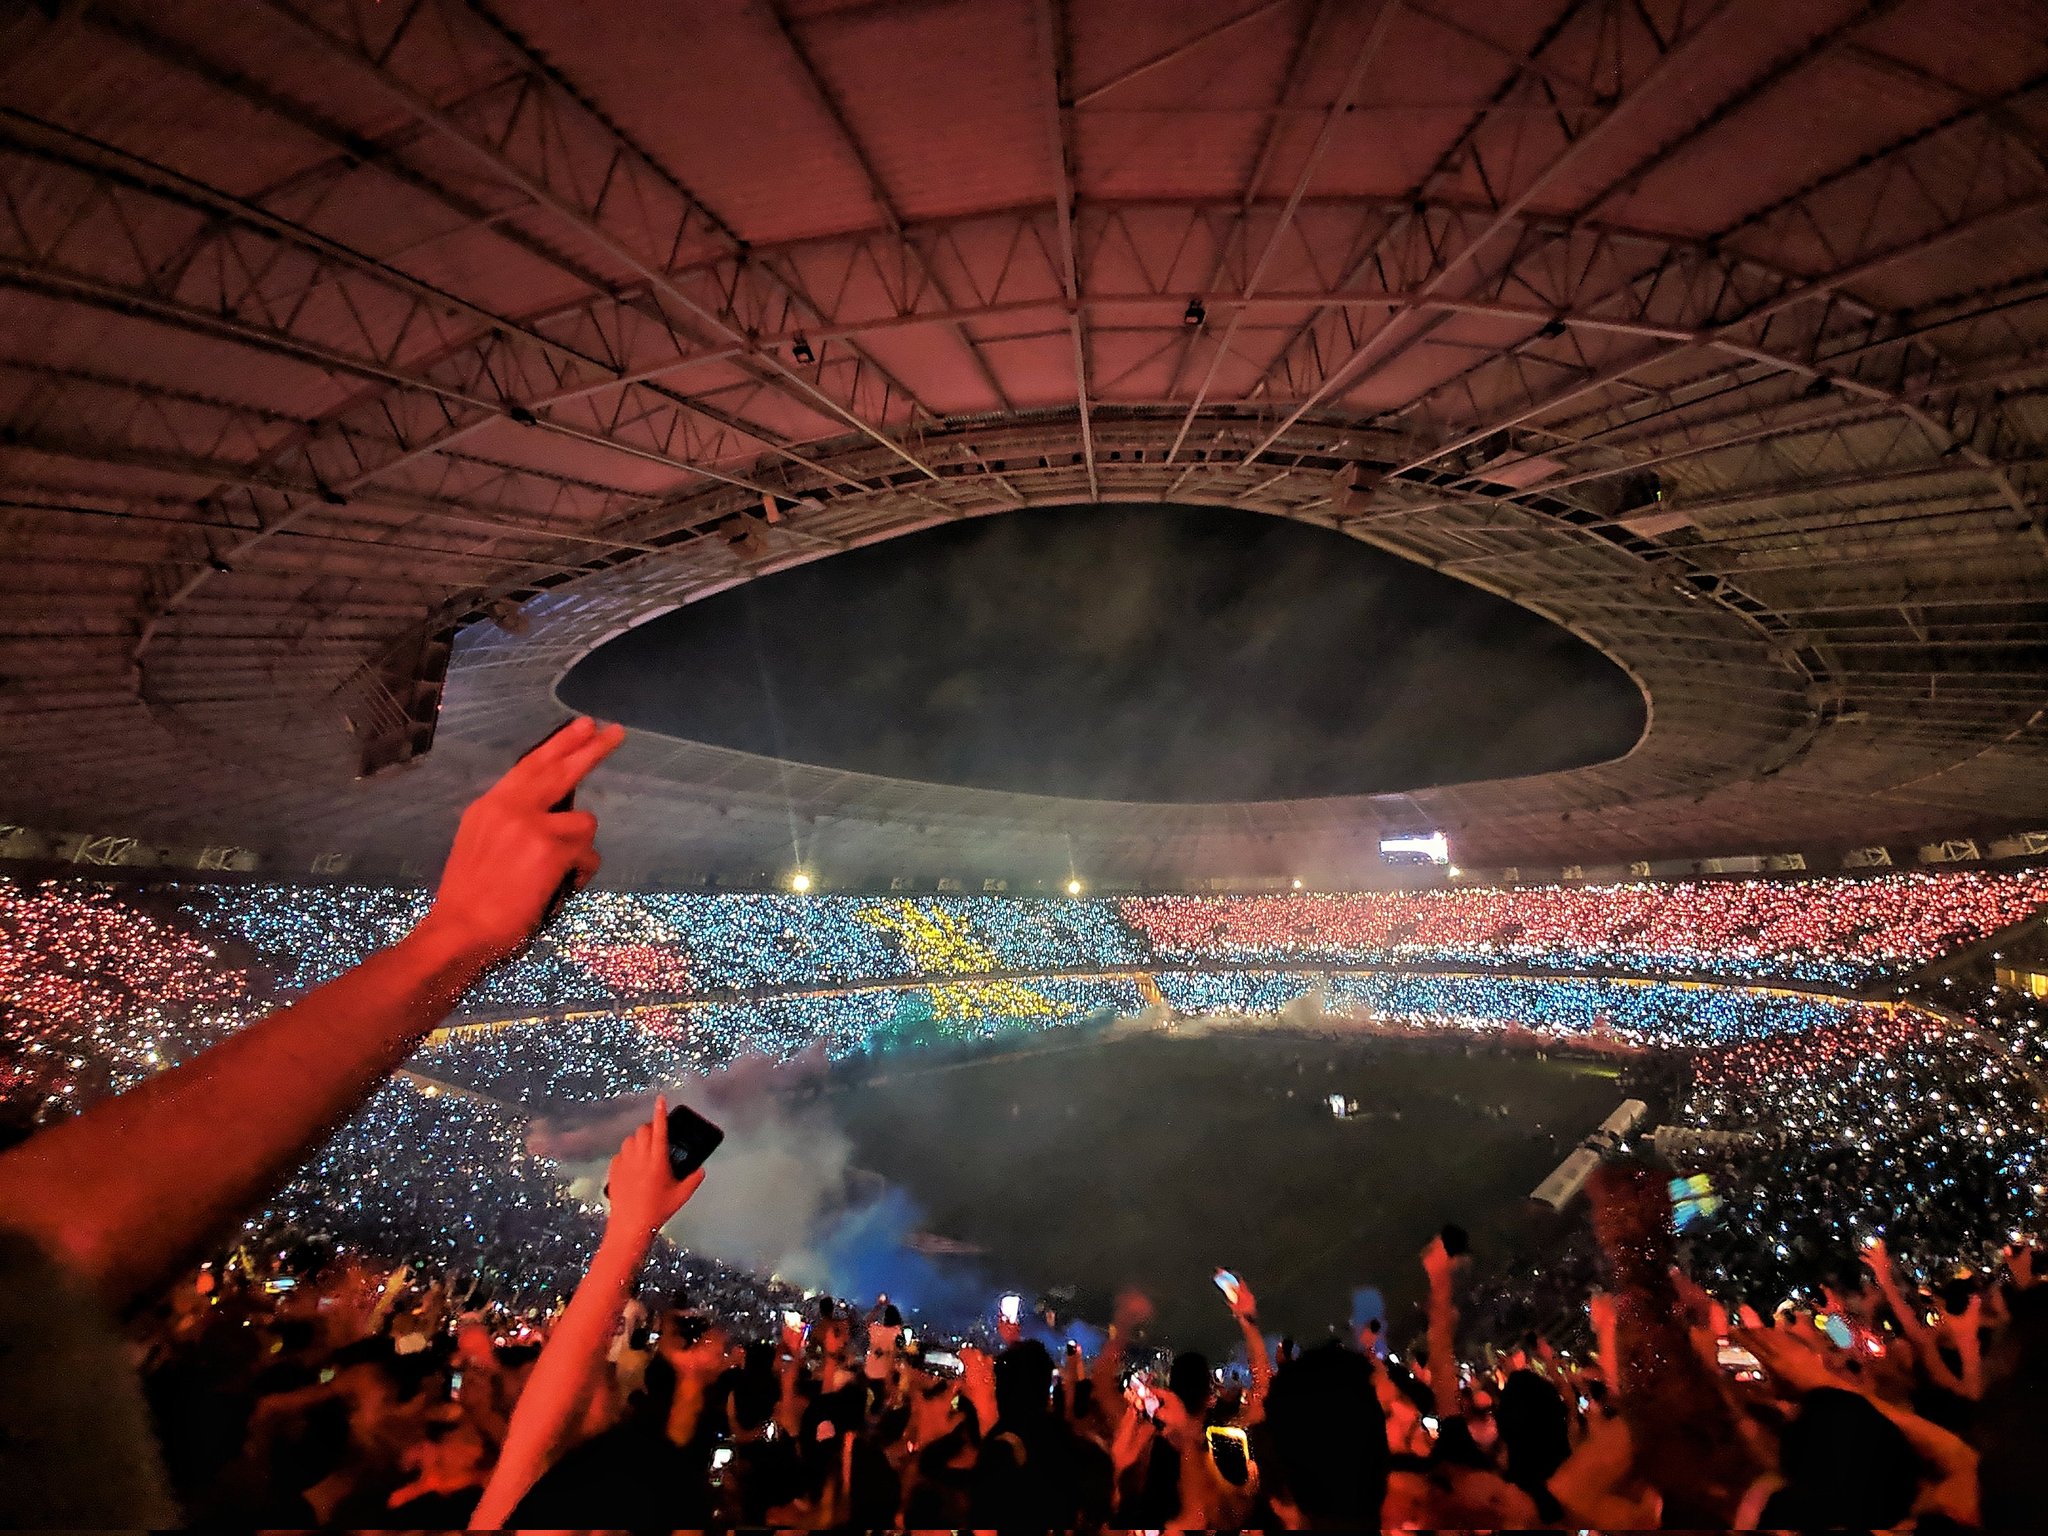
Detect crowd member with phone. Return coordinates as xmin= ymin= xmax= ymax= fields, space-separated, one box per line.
xmin=966 ymin=1338 xmax=1113 ymax=1530
xmin=1861 ymin=1232 xmax=1983 ymax=1413
xmin=469 ymin=1095 xmax=708 ymax=1526
xmin=1215 ymin=1267 xmax=1274 ymax=1424
xmin=863 ymin=1300 xmax=905 ymax=1408
xmin=0 ymin=717 xmax=624 ymax=1527
xmin=1115 ymin=1276 xmax=1275 ymax=1529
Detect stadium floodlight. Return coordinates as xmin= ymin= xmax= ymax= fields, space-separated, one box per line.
xmin=1065 ymin=878 xmax=1083 ymax=897
xmin=789 ymin=871 xmax=813 ymax=893
xmin=1291 ymin=878 xmax=1304 ymax=890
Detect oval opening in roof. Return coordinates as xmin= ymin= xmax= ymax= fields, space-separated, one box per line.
xmin=558 ymin=502 xmax=1646 ymax=804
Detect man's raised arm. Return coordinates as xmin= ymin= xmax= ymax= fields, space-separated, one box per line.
xmin=0 ymin=718 xmax=625 ymax=1312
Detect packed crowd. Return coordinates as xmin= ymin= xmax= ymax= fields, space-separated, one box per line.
xmin=1173 ymin=968 xmax=1860 ymax=1047
xmin=118 ymin=1147 xmax=2042 ymax=1529
xmin=404 ymin=974 xmax=1865 ymax=1110
xmin=6 ymin=868 xmax=2045 ymax=1325
xmin=0 ymin=882 xmax=259 ymax=1117
xmin=413 ymin=976 xmax=1143 ymax=1109
xmin=2 ymin=722 xmax=2045 ymax=1525
xmin=1677 ymin=1006 xmax=2043 ymax=1307
xmin=147 ymin=865 xmax=2048 ymax=1020
xmin=1123 ymin=869 xmax=2048 ymax=986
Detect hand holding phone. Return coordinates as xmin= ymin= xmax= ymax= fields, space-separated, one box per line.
xmin=663 ymin=1100 xmax=725 ymax=1181
xmin=1214 ymin=1269 xmax=1241 ymax=1307
xmin=604 ymin=1095 xmax=707 ymax=1236
xmin=1206 ymin=1425 xmax=1252 ymax=1486
xmin=999 ymin=1293 xmax=1022 ymax=1326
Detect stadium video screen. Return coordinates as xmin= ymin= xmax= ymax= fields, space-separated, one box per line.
xmin=1378 ymin=831 xmax=1450 ymax=866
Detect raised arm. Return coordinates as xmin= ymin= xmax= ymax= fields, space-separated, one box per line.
xmin=0 ymin=719 xmax=623 ymax=1312
xmin=1864 ymin=1237 xmax=1978 ymax=1399
xmin=1223 ymin=1273 xmax=1272 ymax=1422
xmin=1422 ymin=1236 xmax=1462 ymax=1424
xmin=1861 ymin=1236 xmax=1937 ymax=1356
xmin=470 ymin=1098 xmax=702 ymax=1528
xmin=1092 ymin=1286 xmax=1153 ymax=1426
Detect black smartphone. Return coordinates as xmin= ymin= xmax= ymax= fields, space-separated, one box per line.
xmin=1206 ymin=1425 xmax=1252 ymax=1486
xmin=522 ymin=721 xmax=583 ymax=928
xmin=665 ymin=1100 xmax=725 ymax=1181
xmin=1440 ymin=1222 xmax=1470 ymax=1259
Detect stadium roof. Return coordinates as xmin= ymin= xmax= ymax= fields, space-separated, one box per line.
xmin=3 ymin=0 xmax=2048 ymax=887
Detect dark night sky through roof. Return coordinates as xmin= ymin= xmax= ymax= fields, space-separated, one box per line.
xmin=559 ymin=504 xmax=1646 ymax=803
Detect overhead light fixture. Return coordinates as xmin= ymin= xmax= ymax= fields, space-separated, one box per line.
xmin=1066 ymin=878 xmax=1083 ymax=897
xmin=790 ymin=332 xmax=816 ymax=365
xmin=1183 ymin=297 xmax=1206 ymax=327
xmin=789 ymin=871 xmax=813 ymax=893
xmin=1291 ymin=878 xmax=1304 ymax=890
xmin=1615 ymin=470 xmax=1664 ymax=513
xmin=485 ymin=597 xmax=529 ymax=634
xmin=1333 ymin=460 xmax=1386 ymax=516
xmin=727 ymin=514 xmax=773 ymax=561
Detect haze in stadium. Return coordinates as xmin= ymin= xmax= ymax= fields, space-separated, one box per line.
xmin=1 ymin=0 xmax=2046 ymax=1527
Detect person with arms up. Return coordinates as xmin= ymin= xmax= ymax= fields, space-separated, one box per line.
xmin=0 ymin=717 xmax=625 ymax=1528
xmin=467 ymin=1097 xmax=707 ymax=1529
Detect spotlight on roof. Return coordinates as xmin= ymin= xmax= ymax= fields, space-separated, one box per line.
xmin=789 ymin=871 xmax=813 ymax=893
xmin=1066 ymin=878 xmax=1083 ymax=897
xmin=1183 ymin=296 xmax=1206 ymax=328
xmin=790 ymin=332 xmax=816 ymax=366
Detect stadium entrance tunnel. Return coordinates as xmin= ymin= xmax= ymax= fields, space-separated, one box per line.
xmin=556 ymin=502 xmax=1647 ymax=804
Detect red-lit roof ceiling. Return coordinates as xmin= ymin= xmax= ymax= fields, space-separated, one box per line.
xmin=2 ymin=0 xmax=2046 ymax=884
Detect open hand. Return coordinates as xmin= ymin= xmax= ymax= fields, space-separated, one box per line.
xmin=417 ymin=716 xmax=625 ymax=967
xmin=1736 ymin=1326 xmax=1845 ymax=1397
